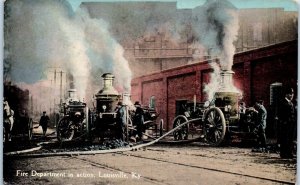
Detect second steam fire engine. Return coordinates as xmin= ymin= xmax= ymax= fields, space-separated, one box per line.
xmin=172 ymin=70 xmax=259 ymax=146
xmin=56 ymin=73 xmax=158 ymax=142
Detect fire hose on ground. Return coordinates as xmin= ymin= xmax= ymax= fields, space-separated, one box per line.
xmin=3 ymin=131 xmax=57 ymax=156
xmin=4 ymin=118 xmax=202 ymax=157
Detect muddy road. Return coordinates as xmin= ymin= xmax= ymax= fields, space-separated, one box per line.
xmin=4 ymin=142 xmax=296 ymax=185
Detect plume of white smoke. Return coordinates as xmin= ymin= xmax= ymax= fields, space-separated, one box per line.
xmin=219 ymin=9 xmax=239 ymax=71
xmin=4 ymin=0 xmax=132 ymax=110
xmin=192 ymin=0 xmax=240 ymax=100
xmin=193 ymin=0 xmax=239 ymax=69
xmin=81 ymin=12 xmax=132 ymax=94
xmin=203 ymin=62 xmax=221 ymax=101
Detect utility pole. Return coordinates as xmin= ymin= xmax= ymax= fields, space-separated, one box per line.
xmin=38 ymin=83 xmax=41 ymax=115
xmin=65 ymin=72 xmax=68 ymax=99
xmin=60 ymin=70 xmax=63 ymax=104
xmin=54 ymin=69 xmax=57 ymax=128
xmin=47 ymin=67 xmax=66 ymax=127
xmin=30 ymin=95 xmax=33 ymax=116
xmin=54 ymin=69 xmax=56 ymax=111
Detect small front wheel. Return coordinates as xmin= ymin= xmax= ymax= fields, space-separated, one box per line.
xmin=172 ymin=115 xmax=189 ymax=140
xmin=57 ymin=117 xmax=75 ymax=142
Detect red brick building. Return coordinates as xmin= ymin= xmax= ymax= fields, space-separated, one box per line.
xmin=83 ymin=2 xmax=297 ymax=78
xmin=131 ymin=40 xmax=297 ymax=132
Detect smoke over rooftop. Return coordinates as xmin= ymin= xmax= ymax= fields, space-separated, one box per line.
xmin=4 ymin=0 xmax=132 ymax=108
xmin=192 ymin=0 xmax=241 ymax=100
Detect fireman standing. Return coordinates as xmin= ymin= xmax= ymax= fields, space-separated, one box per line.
xmin=39 ymin=111 xmax=50 ymax=138
xmin=278 ymin=87 xmax=296 ymax=158
xmin=134 ymin=101 xmax=144 ymax=140
xmin=253 ymin=100 xmax=267 ymax=151
xmin=116 ymin=102 xmax=126 ymax=141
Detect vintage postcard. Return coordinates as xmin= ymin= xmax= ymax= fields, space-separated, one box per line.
xmin=3 ymin=0 xmax=298 ymax=184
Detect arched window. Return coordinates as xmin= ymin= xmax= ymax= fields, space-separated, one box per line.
xmin=149 ymin=96 xmax=156 ymax=109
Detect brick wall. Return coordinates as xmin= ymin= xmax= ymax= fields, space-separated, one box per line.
xmin=132 ymin=40 xmax=297 ymax=132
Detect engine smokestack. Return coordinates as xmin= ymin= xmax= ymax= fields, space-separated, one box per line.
xmin=95 ymin=73 xmax=120 ymax=113
xmin=219 ymin=70 xmax=236 ymax=92
xmin=97 ymin=73 xmax=119 ymax=97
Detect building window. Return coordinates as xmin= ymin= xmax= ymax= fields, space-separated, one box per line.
xmin=150 ymin=96 xmax=156 ymax=109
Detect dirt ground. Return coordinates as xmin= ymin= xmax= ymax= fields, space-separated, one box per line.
xmin=4 ymin=142 xmax=297 ymax=185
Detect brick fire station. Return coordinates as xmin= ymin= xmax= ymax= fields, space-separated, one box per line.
xmin=131 ymin=40 xmax=297 ymax=135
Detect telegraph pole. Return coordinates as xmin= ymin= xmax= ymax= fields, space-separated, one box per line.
xmin=47 ymin=67 xmax=66 ymax=127
xmin=60 ymin=70 xmax=63 ymax=104
xmin=65 ymin=72 xmax=68 ymax=99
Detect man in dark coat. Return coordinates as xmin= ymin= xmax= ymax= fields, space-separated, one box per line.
xmin=278 ymin=87 xmax=296 ymax=158
xmin=134 ymin=101 xmax=145 ymax=140
xmin=116 ymin=102 xmax=126 ymax=141
xmin=254 ymin=100 xmax=267 ymax=150
xmin=39 ymin=111 xmax=50 ymax=138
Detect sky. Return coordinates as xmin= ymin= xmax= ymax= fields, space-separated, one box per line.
xmin=67 ymin=0 xmax=299 ymax=11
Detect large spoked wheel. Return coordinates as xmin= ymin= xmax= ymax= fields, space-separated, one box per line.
xmin=173 ymin=115 xmax=189 ymax=140
xmin=204 ymin=107 xmax=226 ymax=146
xmin=57 ymin=117 xmax=75 ymax=142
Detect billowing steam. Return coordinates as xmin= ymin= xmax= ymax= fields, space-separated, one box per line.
xmin=4 ymin=0 xmax=132 ymax=109
xmin=192 ymin=0 xmax=240 ymax=100
xmin=203 ymin=62 xmax=221 ymax=101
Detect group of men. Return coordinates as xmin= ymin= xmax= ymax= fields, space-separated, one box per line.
xmin=253 ymin=87 xmax=296 ymax=159
xmin=38 ymin=101 xmax=145 ymax=141
xmin=37 ymin=87 xmax=297 ymax=158
xmin=115 ymin=101 xmax=144 ymax=141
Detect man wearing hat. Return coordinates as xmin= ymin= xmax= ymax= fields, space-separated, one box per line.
xmin=134 ymin=101 xmax=144 ymax=140
xmin=116 ymin=102 xmax=126 ymax=140
xmin=39 ymin=111 xmax=50 ymax=138
xmin=278 ymin=87 xmax=296 ymax=158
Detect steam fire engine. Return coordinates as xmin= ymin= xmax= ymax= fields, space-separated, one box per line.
xmin=172 ymin=70 xmax=258 ymax=146
xmin=56 ymin=73 xmax=158 ymax=142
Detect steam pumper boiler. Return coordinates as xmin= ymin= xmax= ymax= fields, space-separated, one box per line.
xmin=57 ymin=72 xmax=159 ymax=142
xmin=213 ymin=70 xmax=241 ymax=121
xmin=209 ymin=69 xmax=258 ymax=143
xmin=172 ymin=69 xmax=259 ymax=146
xmin=93 ymin=73 xmax=123 ymax=140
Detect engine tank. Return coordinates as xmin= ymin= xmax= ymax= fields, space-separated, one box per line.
xmin=214 ymin=91 xmax=240 ymax=118
xmin=214 ymin=70 xmax=241 ymax=119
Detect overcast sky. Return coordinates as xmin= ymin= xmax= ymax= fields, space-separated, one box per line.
xmin=67 ymin=0 xmax=298 ymax=11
